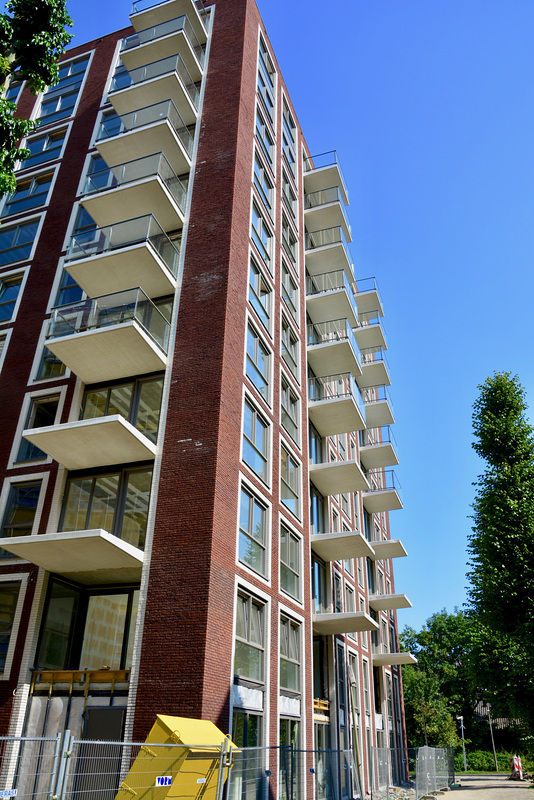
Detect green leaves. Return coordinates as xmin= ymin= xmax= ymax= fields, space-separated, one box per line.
xmin=0 ymin=98 xmax=34 ymax=193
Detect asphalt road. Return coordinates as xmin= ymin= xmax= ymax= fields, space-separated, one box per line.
xmin=454 ymin=773 xmax=532 ymax=800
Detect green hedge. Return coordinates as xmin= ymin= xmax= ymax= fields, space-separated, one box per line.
xmin=454 ymin=750 xmax=531 ymax=772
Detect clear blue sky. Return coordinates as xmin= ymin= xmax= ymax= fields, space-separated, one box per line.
xmin=15 ymin=0 xmax=534 ymax=631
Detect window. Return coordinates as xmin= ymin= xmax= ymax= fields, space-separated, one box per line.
xmin=0 ymin=274 xmax=23 ymax=323
xmin=282 ymin=262 xmax=298 ymax=321
xmin=17 ymin=395 xmax=59 ymax=462
xmin=234 ymin=592 xmax=264 ymax=683
xmin=5 ymin=78 xmax=23 ymax=104
xmin=282 ymin=101 xmax=296 ymax=177
xmin=360 ymin=597 xmax=368 ymax=648
xmin=249 ymin=258 xmax=271 ymax=330
xmin=345 ymin=584 xmax=356 ymax=640
xmin=341 ymin=493 xmax=350 ymax=515
xmin=242 ymin=400 xmax=269 ymax=481
xmin=280 ymin=616 xmax=300 ymax=692
xmin=253 ymin=153 xmax=273 ymax=213
xmin=282 ymin=216 xmax=297 ymax=265
xmin=0 ymin=219 xmax=38 ymax=267
xmin=1 ymin=480 xmax=41 ymax=542
xmin=280 ymin=444 xmax=300 ymax=517
xmin=357 ymin=558 xmax=364 ymax=587
xmin=22 ymin=128 xmax=67 ymax=169
xmin=81 ymin=375 xmax=164 ymax=444
xmin=0 ymin=334 xmax=6 ymax=365
xmin=309 ymin=423 xmax=323 ymax=465
xmin=281 ymin=376 xmax=299 ymax=443
xmin=280 ymin=523 xmax=300 ymax=600
xmin=255 ymin=110 xmax=274 ymax=165
xmin=258 ymin=38 xmax=275 ymax=123
xmin=37 ymin=578 xmax=139 ymax=670
xmin=60 ymin=467 xmax=153 ymax=550
xmin=312 ymin=557 xmax=327 ymax=613
xmin=362 ymin=658 xmax=371 ymax=713
xmin=39 ymin=55 xmax=90 ymax=124
xmin=2 ymin=172 xmax=54 ymax=218
xmin=282 ymin=171 xmax=297 ymax=220
xmin=281 ymin=316 xmax=298 ymax=379
xmin=251 ymin=203 xmax=272 ymax=268
xmin=334 ymin=573 xmax=343 ymax=612
xmin=246 ymin=325 xmax=270 ymax=401
xmin=36 ymin=347 xmax=66 ymax=380
xmin=239 ymin=486 xmax=267 ymax=577
xmin=310 ymin=485 xmax=325 ymax=535
xmin=55 ymin=268 xmax=83 ymax=307
xmin=0 ymin=582 xmax=21 ymax=672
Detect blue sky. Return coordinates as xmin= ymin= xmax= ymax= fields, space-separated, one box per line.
xmin=16 ymin=0 xmax=534 ymax=631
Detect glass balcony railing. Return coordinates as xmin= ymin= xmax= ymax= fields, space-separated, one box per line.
xmin=131 ymin=0 xmax=208 ymax=26
xmin=307 ymin=318 xmax=361 ymax=362
xmin=82 ymin=152 xmax=187 ymax=215
xmin=97 ymin=99 xmax=194 ymax=157
xmin=359 ymin=425 xmax=396 ymax=449
xmin=65 ymin=215 xmax=180 ymax=276
xmin=365 ymin=469 xmax=401 ymax=494
xmin=109 ymin=54 xmax=199 ymax=110
xmin=304 ymin=186 xmax=344 ymax=209
xmin=305 ymin=225 xmax=350 ymax=252
xmin=308 ymin=372 xmax=365 ymax=416
xmin=122 ymin=14 xmax=205 ymax=67
xmin=360 ymin=346 xmax=388 ymax=368
xmin=306 ymin=269 xmax=358 ymax=317
xmin=358 ymin=309 xmax=383 ymax=330
xmin=303 ymin=150 xmax=347 ymax=184
xmin=361 ymin=384 xmax=394 ymax=411
xmin=47 ymin=288 xmax=170 ymax=354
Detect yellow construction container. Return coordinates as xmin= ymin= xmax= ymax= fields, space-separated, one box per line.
xmin=114 ymin=715 xmax=237 ymax=800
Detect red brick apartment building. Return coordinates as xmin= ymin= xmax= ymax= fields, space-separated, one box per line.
xmin=0 ymin=0 xmax=414 ymax=792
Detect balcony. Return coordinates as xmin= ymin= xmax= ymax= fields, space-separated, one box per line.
xmin=361 ymin=385 xmax=395 ymax=427
xmin=312 ymin=611 xmax=378 ymax=636
xmin=369 ymin=593 xmax=412 ymax=612
xmin=308 ymin=373 xmax=366 ymax=436
xmin=303 ymin=150 xmax=349 ymax=205
xmin=22 ymin=415 xmax=157 ymax=471
xmin=307 ymin=318 xmax=362 ymax=378
xmin=304 ymin=187 xmax=351 ymax=239
xmin=354 ymin=276 xmax=384 ymax=317
xmin=369 ymin=539 xmax=407 ymax=560
xmin=372 ymin=644 xmax=417 ymax=667
xmin=130 ymin=0 xmax=208 ymax=46
xmin=354 ymin=309 xmax=387 ymax=351
xmin=109 ymin=54 xmax=199 ymax=126
xmin=121 ymin=14 xmax=205 ymax=81
xmin=96 ymin=99 xmax=193 ymax=176
xmin=359 ymin=426 xmax=398 ymax=470
xmin=305 ymin=270 xmax=358 ymax=328
xmin=81 ymin=153 xmax=187 ymax=231
xmin=304 ymin=226 xmax=352 ymax=277
xmin=64 ymin=215 xmax=180 ymax=298
xmin=45 ymin=288 xmax=169 ymax=383
xmin=358 ymin=347 xmax=391 ymax=388
xmin=0 ymin=529 xmax=143 ymax=585
xmin=362 ymin=470 xmax=403 ymax=513
xmin=309 ymin=458 xmax=369 ymax=496
xmin=310 ymin=531 xmax=375 ymax=562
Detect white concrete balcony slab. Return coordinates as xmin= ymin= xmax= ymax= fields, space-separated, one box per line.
xmin=130 ymin=0 xmax=207 ymax=47
xmin=81 ymin=153 xmax=186 ymax=231
xmin=305 ymin=226 xmax=352 ymax=276
xmin=96 ymin=99 xmax=193 ymax=177
xmin=64 ymin=215 xmax=179 ymax=298
xmin=372 ymin=652 xmax=417 ymax=667
xmin=369 ymin=593 xmax=412 ymax=612
xmin=359 ymin=427 xmax=398 ymax=470
xmin=308 ymin=373 xmax=366 ymax=436
xmin=22 ymin=415 xmax=156 ymax=471
xmin=45 ymin=288 xmax=169 ymax=383
xmin=306 ymin=269 xmax=358 ymax=328
xmin=0 ymin=529 xmax=143 ymax=585
xmin=311 ymin=531 xmax=375 ymax=562
xmin=109 ymin=54 xmax=199 ymax=126
xmin=354 ymin=310 xmax=387 ymax=351
xmin=362 ymin=470 xmax=403 ymax=513
xmin=307 ymin=318 xmax=362 ymax=378
xmin=304 ymin=187 xmax=351 ymax=240
xmin=362 ymin=386 xmax=395 ymax=427
xmin=122 ymin=13 xmax=205 ymax=82
xmin=312 ymin=611 xmax=378 ymax=636
xmin=358 ymin=348 xmax=391 ymax=388
xmin=369 ymin=539 xmax=407 ymax=560
xmin=354 ymin=277 xmax=384 ymax=316
xmin=303 ymin=151 xmax=349 ymax=204
xmin=309 ymin=459 xmax=369 ymax=496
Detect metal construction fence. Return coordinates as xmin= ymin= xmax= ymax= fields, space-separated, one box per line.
xmin=0 ymin=733 xmax=360 ymax=800
xmin=414 ymin=746 xmax=454 ymax=800
xmin=370 ymin=746 xmax=455 ymax=800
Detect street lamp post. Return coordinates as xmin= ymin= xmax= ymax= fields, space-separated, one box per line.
xmin=456 ymin=716 xmax=467 ymax=772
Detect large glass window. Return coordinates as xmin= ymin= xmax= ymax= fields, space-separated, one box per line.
xmin=39 ymin=55 xmax=90 ymax=124
xmin=36 ymin=346 xmax=66 ymax=380
xmin=234 ymin=592 xmax=264 ymax=683
xmin=281 ymin=376 xmax=299 ymax=443
xmin=281 ymin=316 xmax=298 ymax=379
xmin=22 ymin=128 xmax=67 ymax=169
xmin=255 ymin=110 xmax=274 ymax=165
xmin=17 ymin=394 xmax=59 ymax=462
xmin=280 ymin=616 xmax=300 ymax=692
xmin=249 ymin=258 xmax=271 ymax=330
xmin=1 ymin=480 xmax=41 ymax=543
xmin=282 ymin=262 xmax=298 ymax=322
xmin=281 ymin=216 xmax=297 ymax=266
xmin=239 ymin=486 xmax=267 ymax=577
xmin=253 ymin=153 xmax=273 ymax=214
xmin=280 ymin=523 xmax=300 ymax=600
xmin=242 ymin=400 xmax=269 ymax=482
xmin=2 ymin=172 xmax=53 ymax=218
xmin=0 ymin=219 xmax=38 ymax=267
xmin=280 ymin=445 xmax=300 ymax=517
xmin=282 ymin=101 xmax=296 ymax=177
xmin=81 ymin=375 xmax=164 ymax=443
xmin=257 ymin=38 xmax=275 ymax=123
xmin=0 ymin=583 xmax=21 ymax=672
xmin=0 ymin=274 xmax=23 ymax=322
xmin=251 ymin=203 xmax=272 ymax=268
xmin=312 ymin=558 xmax=327 ymax=614
xmin=310 ymin=484 xmax=325 ymax=535
xmin=246 ymin=325 xmax=270 ymax=401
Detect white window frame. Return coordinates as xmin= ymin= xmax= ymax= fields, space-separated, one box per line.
xmin=0 ymin=266 xmax=30 ymax=327
xmin=8 ymin=385 xmax=68 ymax=468
xmin=279 ymin=518 xmax=302 ymax=604
xmin=248 ymin=253 xmax=273 ymax=336
xmin=280 ymin=439 xmax=302 ymax=521
xmin=0 ymin=165 xmax=59 ymax=220
xmin=0 ymin=472 xmax=50 ymax=550
xmin=241 ymin=392 xmax=272 ymax=487
xmin=0 ymin=215 xmax=44 ymax=270
xmin=245 ymin=317 xmax=272 ymax=407
xmin=280 ymin=372 xmax=300 ymax=447
xmin=33 ymin=50 xmax=94 ymax=126
xmin=0 ymin=573 xmax=28 ymax=681
xmin=237 ymin=477 xmax=271 ymax=583
xmin=0 ymin=328 xmax=13 ymax=375
xmin=29 ymin=319 xmax=71 ymax=384
xmin=19 ymin=122 xmax=71 ymax=172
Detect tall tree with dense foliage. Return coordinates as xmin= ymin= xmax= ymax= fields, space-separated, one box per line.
xmin=0 ymin=0 xmax=72 ymax=193
xmin=468 ymin=372 xmax=534 ymax=731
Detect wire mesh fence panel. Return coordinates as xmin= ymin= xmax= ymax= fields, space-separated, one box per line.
xmin=415 ymin=747 xmax=454 ymax=800
xmin=225 ymin=745 xmax=271 ymax=800
xmin=0 ymin=735 xmax=60 ymax=800
xmin=370 ymin=748 xmax=416 ymax=800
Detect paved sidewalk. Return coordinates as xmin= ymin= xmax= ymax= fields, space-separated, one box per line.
xmin=455 ymin=773 xmax=532 ymax=800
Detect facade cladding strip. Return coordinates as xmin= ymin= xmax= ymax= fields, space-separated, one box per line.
xmin=0 ymin=0 xmax=411 ymax=794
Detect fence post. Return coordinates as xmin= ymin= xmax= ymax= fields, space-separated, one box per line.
xmin=47 ymin=733 xmax=62 ymax=800
xmin=53 ymin=729 xmax=72 ymax=800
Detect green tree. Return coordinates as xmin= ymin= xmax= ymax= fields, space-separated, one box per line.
xmin=0 ymin=0 xmax=72 ymax=193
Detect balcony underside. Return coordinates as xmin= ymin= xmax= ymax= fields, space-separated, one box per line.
xmin=96 ymin=121 xmax=192 ymax=178
xmin=22 ymin=415 xmax=156 ymax=471
xmin=305 ymin=241 xmax=351 ymax=276
xmin=355 ymin=288 xmax=383 ymax=317
xmin=364 ymin=399 xmax=394 ymax=427
xmin=309 ymin=460 xmax=369 ymax=496
xmin=304 ymin=203 xmax=350 ymax=240
xmin=130 ymin=0 xmax=207 ymax=46
xmin=81 ymin=177 xmax=184 ymax=231
xmin=0 ymin=529 xmax=143 ymax=585
xmin=46 ymin=321 xmax=167 ymax=384
xmin=312 ymin=612 xmax=378 ymax=635
xmin=310 ymin=531 xmax=375 ymax=562
xmin=369 ymin=539 xmax=407 ymax=560
xmin=66 ymin=242 xmax=176 ymax=299
xmin=110 ymin=75 xmax=197 ymax=126
xmin=354 ymin=324 xmax=387 ymax=351
xmin=305 ymin=288 xmax=357 ymax=328
xmin=369 ymin=593 xmax=412 ymax=611
xmin=362 ymin=487 xmax=403 ymax=513
xmin=303 ymin=164 xmax=348 ymax=204
xmin=307 ymin=341 xmax=361 ymax=379
xmin=372 ymin=653 xmax=417 ymax=667
xmin=357 ymin=360 xmax=391 ymax=388
xmin=308 ymin=395 xmax=365 ymax=437
xmin=359 ymin=442 xmax=398 ymax=470
xmin=121 ymin=31 xmax=202 ymax=82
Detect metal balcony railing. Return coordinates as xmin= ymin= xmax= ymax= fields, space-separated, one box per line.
xmin=358 ymin=309 xmax=383 ymax=328
xmin=308 ymin=373 xmax=365 ymax=416
xmin=360 ymin=346 xmax=388 ymax=367
xmin=122 ymin=14 xmax=206 ymax=67
xmin=305 ymin=225 xmax=349 ymax=252
xmin=359 ymin=425 xmax=396 ymax=448
xmin=65 ymin=215 xmax=180 ymax=276
xmin=109 ymin=53 xmax=199 ymax=109
xmin=97 ymin=99 xmax=194 ymax=157
xmin=304 ymin=186 xmax=344 ymax=209
xmin=307 ymin=318 xmax=361 ymax=362
xmin=131 ymin=0 xmax=208 ymax=23
xmin=303 ymin=149 xmax=347 ymax=186
xmin=47 ymin=288 xmax=170 ymax=353
xmin=365 ymin=469 xmax=401 ymax=494
xmin=306 ymin=269 xmax=358 ymax=316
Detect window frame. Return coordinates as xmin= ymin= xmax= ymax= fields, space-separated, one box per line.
xmin=279 ymin=521 xmax=301 ymax=602
xmin=9 ymin=385 xmax=67 ymax=467
xmin=280 ymin=442 xmax=301 ymax=519
xmin=279 ymin=614 xmax=301 ymax=694
xmin=245 ymin=321 xmax=271 ymax=404
xmin=0 ymin=573 xmax=28 ymax=680
xmin=1 ymin=167 xmax=57 ymax=219
xmin=238 ymin=482 xmax=269 ymax=579
xmin=234 ymin=589 xmax=266 ymax=686
xmin=0 ymin=473 xmax=49 ymax=549
xmin=255 ymin=108 xmax=274 ymax=167
xmin=251 ymin=201 xmax=273 ymax=270
xmin=281 ymin=314 xmax=299 ymax=381
xmin=0 ymin=216 xmax=42 ymax=270
xmin=280 ymin=373 xmax=300 ymax=445
xmin=248 ymin=255 xmax=272 ymax=334
xmin=253 ymin=151 xmax=274 ymax=217
xmin=19 ymin=124 xmax=70 ymax=171
xmin=36 ymin=52 xmax=93 ymax=126
xmin=281 ymin=260 xmax=299 ymax=323
xmin=242 ymin=396 xmax=270 ymax=484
